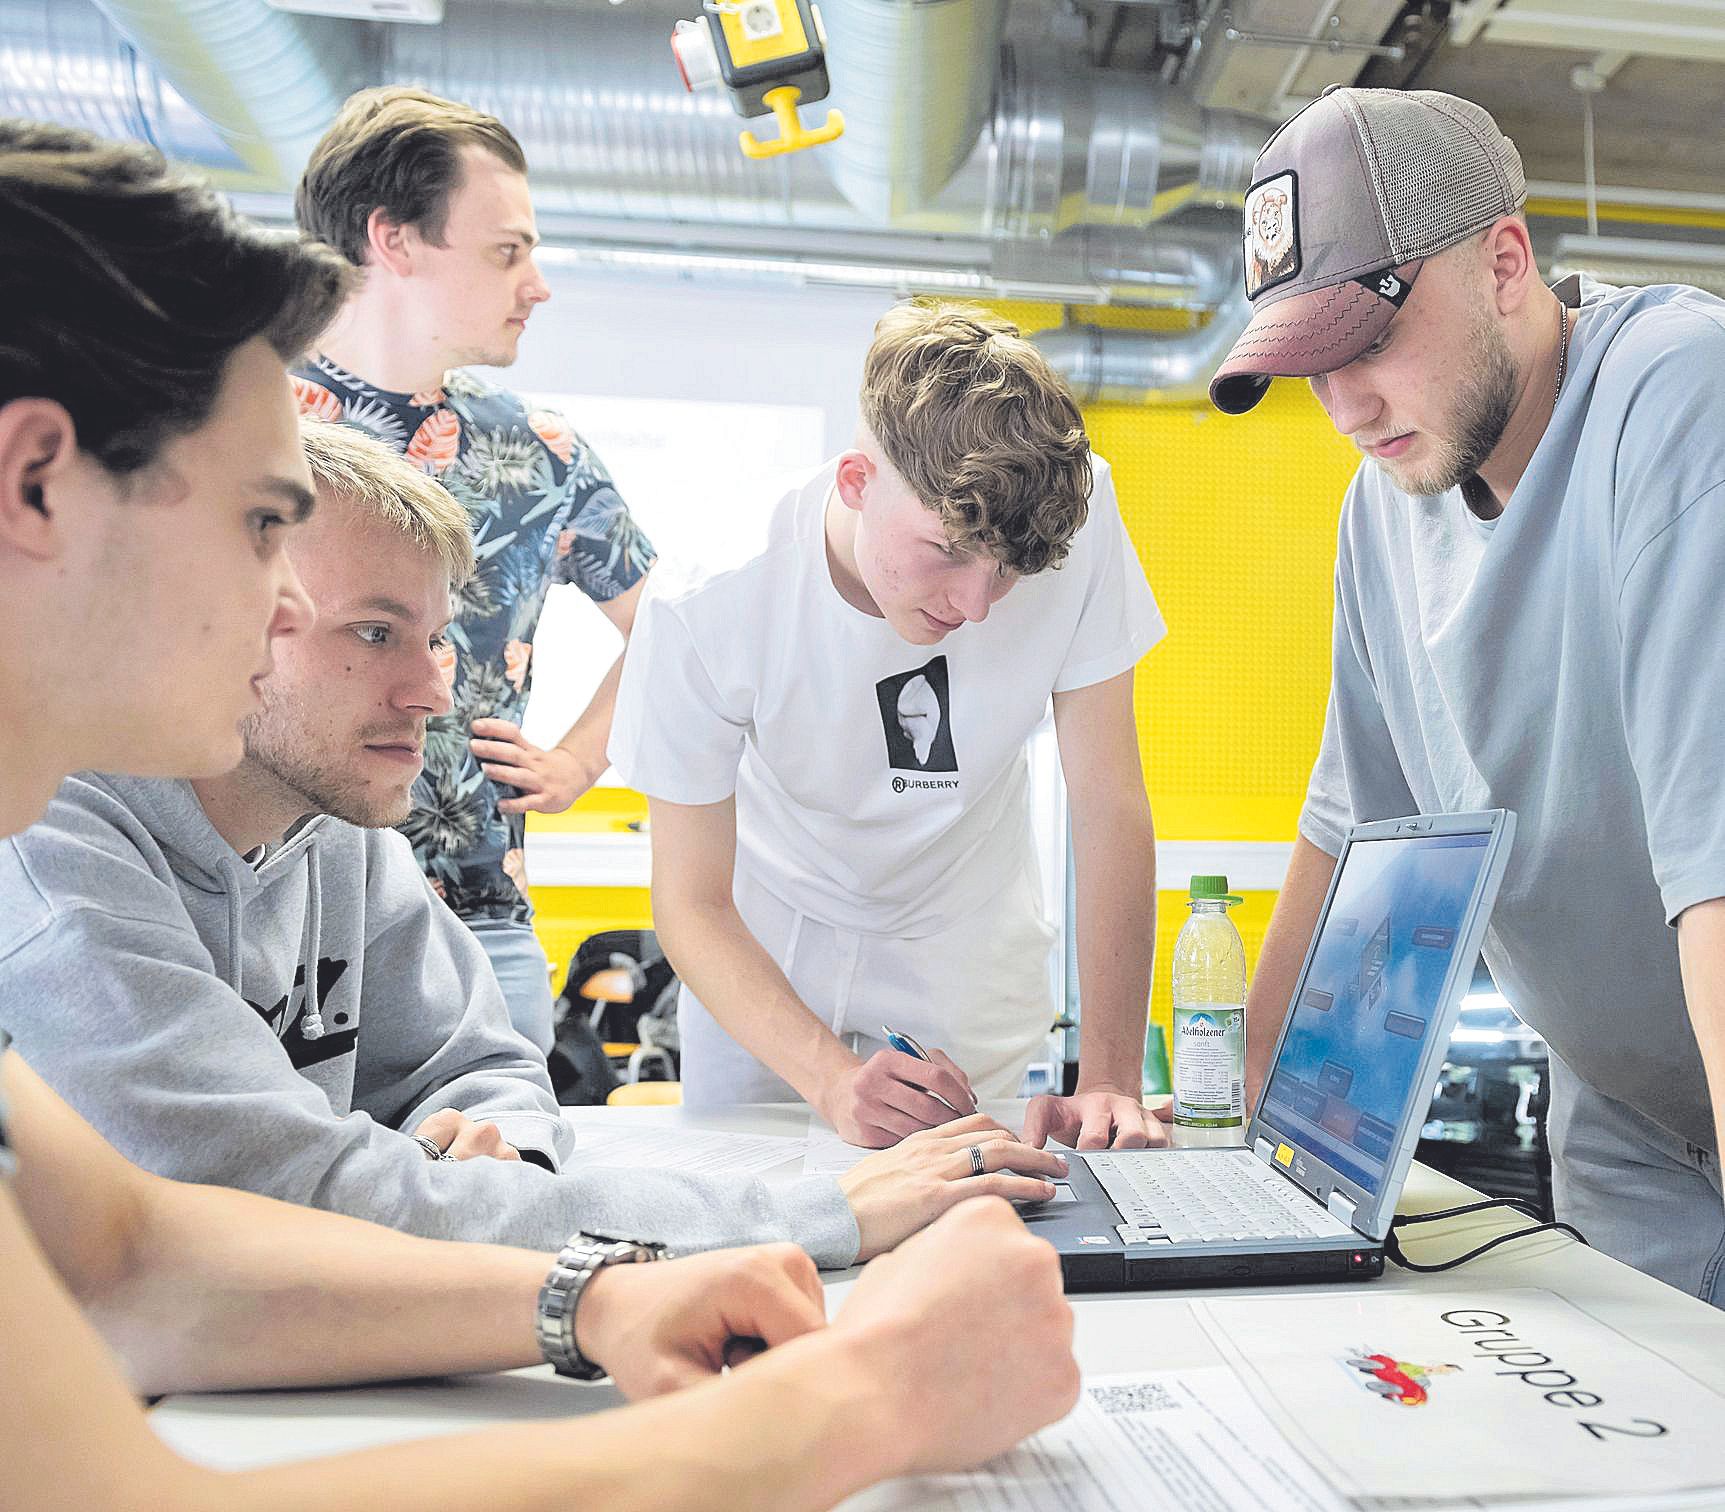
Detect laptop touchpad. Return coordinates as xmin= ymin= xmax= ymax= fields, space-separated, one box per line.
xmin=1017 ymin=1183 xmax=1079 ymax=1212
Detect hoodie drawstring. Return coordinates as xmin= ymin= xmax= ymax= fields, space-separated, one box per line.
xmin=226 ymin=885 xmax=244 ymax=1003
xmin=298 ymin=841 xmax=327 ymax=1040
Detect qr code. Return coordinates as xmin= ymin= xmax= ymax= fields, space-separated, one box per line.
xmin=1088 ymin=1381 xmax=1179 ymax=1415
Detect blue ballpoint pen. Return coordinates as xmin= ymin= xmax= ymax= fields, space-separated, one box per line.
xmin=882 ymin=1024 xmax=976 ymax=1115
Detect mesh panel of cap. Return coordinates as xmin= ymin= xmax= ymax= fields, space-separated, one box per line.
xmin=1342 ymin=90 xmax=1526 ymax=263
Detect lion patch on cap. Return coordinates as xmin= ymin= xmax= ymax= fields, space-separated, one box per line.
xmin=1244 ymin=171 xmax=1301 ymax=298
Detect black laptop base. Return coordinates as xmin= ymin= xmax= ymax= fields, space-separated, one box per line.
xmin=1054 ymin=1237 xmax=1385 ymax=1294
xmin=1020 ymin=1156 xmax=1386 ymax=1294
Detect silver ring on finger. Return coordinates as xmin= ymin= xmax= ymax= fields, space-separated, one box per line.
xmin=967 ymin=1143 xmax=987 ymax=1178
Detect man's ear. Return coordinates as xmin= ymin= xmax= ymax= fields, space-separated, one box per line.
xmin=363 ymin=205 xmax=418 ymax=278
xmin=834 ymin=450 xmax=874 ymax=513
xmin=1483 ymin=216 xmax=1538 ymax=315
xmin=0 ymin=399 xmax=80 ymax=562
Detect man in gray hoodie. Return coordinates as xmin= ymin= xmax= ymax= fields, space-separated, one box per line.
xmin=0 ymin=419 xmax=1063 ymax=1267
xmin=0 ymin=117 xmax=1081 ymax=1512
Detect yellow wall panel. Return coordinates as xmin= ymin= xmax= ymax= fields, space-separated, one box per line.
xmin=981 ymin=300 xmax=1361 ymax=840
xmin=532 ymin=885 xmax=654 ymax=992
xmin=1092 ymin=382 xmax=1359 ymax=841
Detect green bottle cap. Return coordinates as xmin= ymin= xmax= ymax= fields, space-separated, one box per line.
xmin=1189 ymin=874 xmax=1243 ymax=905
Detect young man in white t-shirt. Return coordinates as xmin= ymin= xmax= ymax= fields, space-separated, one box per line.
xmin=611 ymin=304 xmax=1169 ymax=1152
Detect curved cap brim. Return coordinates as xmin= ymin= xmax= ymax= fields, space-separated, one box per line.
xmin=1209 ymin=278 xmax=1402 ymax=415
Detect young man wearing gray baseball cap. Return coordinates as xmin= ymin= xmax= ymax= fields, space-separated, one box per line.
xmin=1215 ymin=86 xmax=1725 ymax=1306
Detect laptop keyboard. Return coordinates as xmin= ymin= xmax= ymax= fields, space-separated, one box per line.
xmin=1085 ymin=1148 xmax=1357 ymax=1246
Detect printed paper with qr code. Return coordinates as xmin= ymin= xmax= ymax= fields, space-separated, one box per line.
xmin=838 ymin=1367 xmax=1346 ymax=1512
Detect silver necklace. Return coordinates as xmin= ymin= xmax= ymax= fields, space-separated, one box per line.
xmin=1554 ymin=302 xmax=1571 ymax=408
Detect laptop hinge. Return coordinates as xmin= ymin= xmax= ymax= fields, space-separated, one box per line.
xmin=1253 ymin=1137 xmax=1274 ymax=1164
xmin=1327 ymin=1190 xmax=1358 ymax=1227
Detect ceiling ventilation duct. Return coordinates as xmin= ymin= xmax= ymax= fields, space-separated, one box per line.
xmin=2 ymin=0 xmax=1268 ymax=389
xmin=1032 ymin=293 xmax=1252 ymax=405
xmin=0 ymin=0 xmax=249 ymax=177
xmin=377 ymin=0 xmax=1267 ymax=242
xmin=815 ymin=0 xmax=1007 ymax=223
xmin=86 ymin=0 xmax=355 ymax=187
xmin=4 ymin=0 xmax=1266 ymax=259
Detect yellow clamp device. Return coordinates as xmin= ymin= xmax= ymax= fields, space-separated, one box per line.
xmin=671 ymin=0 xmax=845 ymax=160
xmin=741 ymin=84 xmax=844 ymax=159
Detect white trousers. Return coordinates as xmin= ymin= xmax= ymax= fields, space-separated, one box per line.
xmin=679 ymin=859 xmax=1057 ymax=1109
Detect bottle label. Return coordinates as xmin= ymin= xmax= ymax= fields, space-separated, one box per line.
xmin=1171 ymin=1003 xmax=1244 ymax=1128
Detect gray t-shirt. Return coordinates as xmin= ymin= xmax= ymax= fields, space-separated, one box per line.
xmin=1301 ymin=274 xmax=1725 ymax=1155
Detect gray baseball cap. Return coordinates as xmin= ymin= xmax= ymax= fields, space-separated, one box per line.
xmin=1209 ymin=86 xmax=1526 ymax=415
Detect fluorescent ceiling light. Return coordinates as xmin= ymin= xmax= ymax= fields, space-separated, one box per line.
xmin=1473 ymin=1 xmax=1725 ymax=65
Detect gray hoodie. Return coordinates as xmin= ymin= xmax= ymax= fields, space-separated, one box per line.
xmin=0 ymin=774 xmax=857 ymax=1265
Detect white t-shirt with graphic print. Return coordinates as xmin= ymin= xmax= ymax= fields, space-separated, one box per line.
xmin=610 ymin=453 xmax=1164 ymax=940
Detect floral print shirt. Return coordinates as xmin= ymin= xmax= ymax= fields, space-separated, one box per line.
xmin=291 ymin=357 xmax=656 ymax=925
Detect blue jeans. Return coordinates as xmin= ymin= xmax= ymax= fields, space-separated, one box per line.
xmin=1547 ymin=1052 xmax=1725 ymax=1308
xmin=469 ymin=918 xmax=556 ymax=1057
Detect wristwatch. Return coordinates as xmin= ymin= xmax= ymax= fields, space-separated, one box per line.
xmin=536 ymin=1231 xmax=671 ymax=1381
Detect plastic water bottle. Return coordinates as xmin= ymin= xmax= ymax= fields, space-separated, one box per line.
xmin=1171 ymin=874 xmax=1247 ymax=1147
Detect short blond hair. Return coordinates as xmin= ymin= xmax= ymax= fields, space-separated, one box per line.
xmin=859 ymin=302 xmax=1092 ymax=575
xmin=299 ymin=418 xmax=474 ymax=588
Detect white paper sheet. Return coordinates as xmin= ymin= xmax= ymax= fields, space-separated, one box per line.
xmin=839 ymin=1368 xmax=1348 ymax=1512
xmin=564 ymin=1127 xmax=806 ymax=1176
xmin=1354 ymin=1490 xmax=1725 ymax=1511
xmin=802 ymin=1118 xmax=878 ymax=1173
xmin=1195 ymin=1288 xmax=1725 ymax=1502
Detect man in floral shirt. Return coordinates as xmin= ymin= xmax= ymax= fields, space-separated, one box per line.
xmin=293 ymin=86 xmax=655 ymax=1050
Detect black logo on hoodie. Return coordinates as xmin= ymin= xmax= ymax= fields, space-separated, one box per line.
xmin=245 ymin=957 xmax=356 ymax=1070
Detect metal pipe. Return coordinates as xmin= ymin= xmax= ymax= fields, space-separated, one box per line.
xmin=88 ymin=0 xmax=357 ymax=186
xmin=382 ymin=0 xmax=1265 ymax=236
xmin=816 ymin=0 xmax=1007 ymax=221
xmin=4 ymin=0 xmax=1268 ymax=318
xmin=1032 ymin=292 xmax=1252 ymax=404
xmin=0 ymin=0 xmax=245 ymax=175
xmin=382 ymin=0 xmax=859 ymax=228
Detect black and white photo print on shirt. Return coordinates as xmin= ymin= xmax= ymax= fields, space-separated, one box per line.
xmin=875 ymin=656 xmax=958 ymax=773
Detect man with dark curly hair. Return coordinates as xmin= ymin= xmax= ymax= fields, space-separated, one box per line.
xmin=611 ymin=303 xmax=1170 ymax=1153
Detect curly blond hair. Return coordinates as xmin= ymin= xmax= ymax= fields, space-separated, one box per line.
xmin=859 ymin=302 xmax=1092 ymax=574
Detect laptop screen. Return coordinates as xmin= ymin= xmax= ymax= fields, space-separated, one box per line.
xmin=1257 ymin=829 xmax=1493 ymax=1197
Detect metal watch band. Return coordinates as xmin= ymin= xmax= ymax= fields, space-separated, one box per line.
xmin=536 ymin=1232 xmax=670 ymax=1381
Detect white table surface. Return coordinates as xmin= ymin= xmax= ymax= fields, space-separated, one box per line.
xmin=150 ymin=1102 xmax=1725 ymax=1499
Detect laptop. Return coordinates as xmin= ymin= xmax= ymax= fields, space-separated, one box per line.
xmin=1033 ymin=809 xmax=1517 ymax=1293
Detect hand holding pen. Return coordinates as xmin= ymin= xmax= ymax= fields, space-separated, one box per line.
xmin=815 ymin=1025 xmax=988 ymax=1147
xmin=881 ymin=1026 xmax=977 ymax=1117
